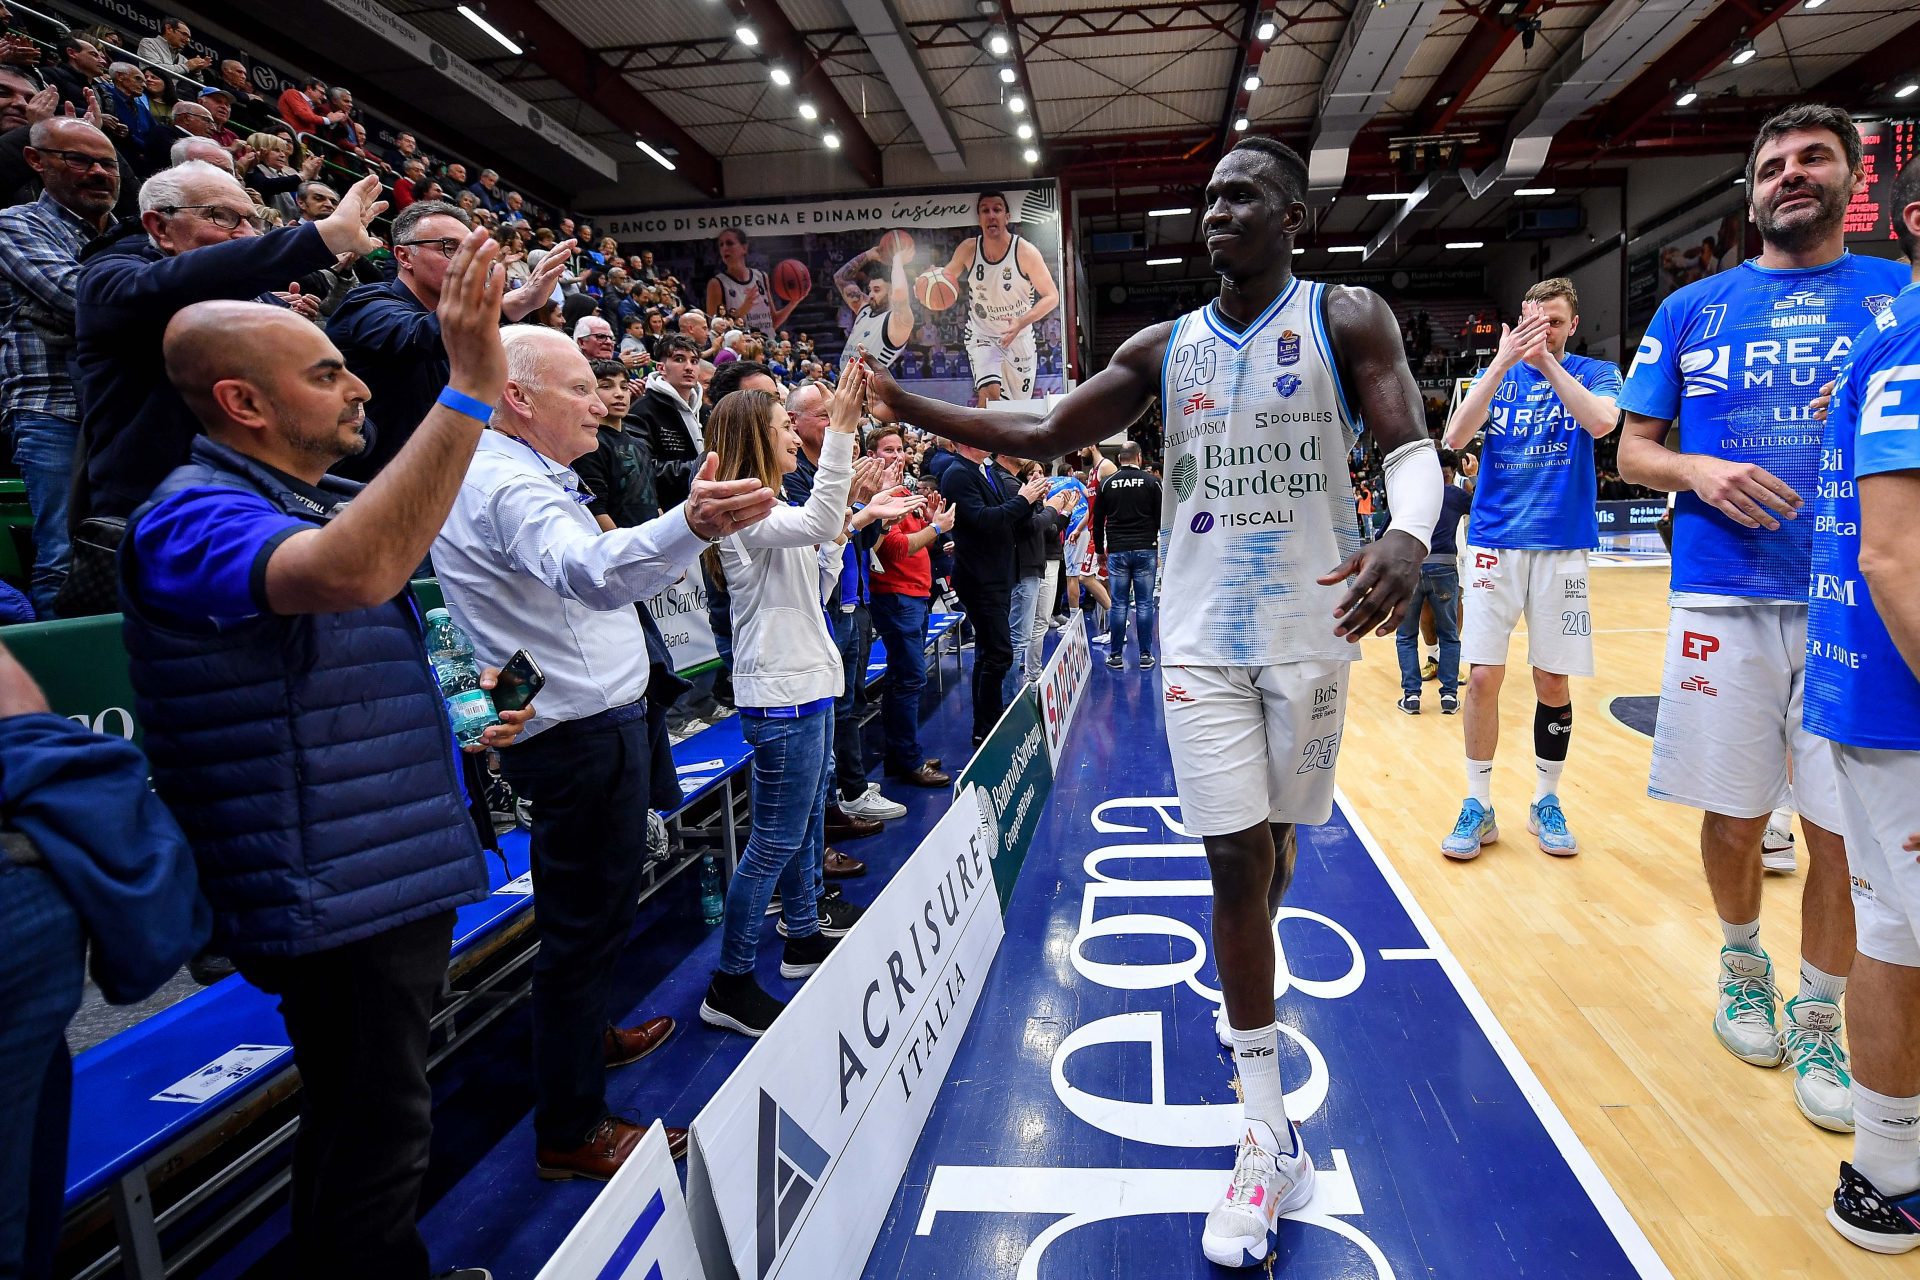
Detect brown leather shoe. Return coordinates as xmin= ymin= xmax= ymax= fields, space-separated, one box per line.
xmin=824 ymin=849 xmax=866 ymax=879
xmin=536 ymin=1116 xmax=644 ymax=1181
xmin=897 ymin=761 xmax=951 ymax=788
xmin=604 ymin=1016 xmax=675 ymax=1068
xmin=825 ymin=805 xmax=883 ymax=840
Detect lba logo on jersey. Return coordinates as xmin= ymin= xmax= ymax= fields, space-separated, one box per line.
xmin=756 ymin=1090 xmax=830 ymax=1276
xmin=1275 ymin=329 xmax=1301 ymax=365
xmin=1181 ymin=392 xmax=1216 ymax=416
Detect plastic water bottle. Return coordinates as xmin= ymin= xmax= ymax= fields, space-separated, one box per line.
xmin=423 ymin=608 xmax=497 ymax=747
xmin=698 ymin=853 xmax=725 ymax=926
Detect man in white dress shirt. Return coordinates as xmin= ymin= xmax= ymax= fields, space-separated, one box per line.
xmin=433 ymin=325 xmax=777 ymax=1181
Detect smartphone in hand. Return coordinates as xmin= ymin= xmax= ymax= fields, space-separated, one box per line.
xmin=492 ymin=649 xmax=545 ymax=712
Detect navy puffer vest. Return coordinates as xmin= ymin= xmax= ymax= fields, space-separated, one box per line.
xmin=121 ymin=438 xmax=486 ymax=958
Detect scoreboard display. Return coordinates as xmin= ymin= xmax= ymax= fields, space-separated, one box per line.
xmin=1845 ymin=119 xmax=1918 ymax=245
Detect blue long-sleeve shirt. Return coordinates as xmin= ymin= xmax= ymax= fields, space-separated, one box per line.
xmin=74 ymin=219 xmax=336 ymax=520
xmin=325 ymin=277 xmax=446 ymax=481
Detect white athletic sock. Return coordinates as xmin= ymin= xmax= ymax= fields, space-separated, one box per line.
xmin=1466 ymin=757 xmax=1493 ymax=806
xmin=1228 ymin=1022 xmax=1290 ymax=1139
xmin=1852 ymin=1084 xmax=1920 ymax=1196
xmin=1797 ymin=960 xmax=1846 ymax=1006
xmin=1533 ymin=757 xmax=1565 ymax=804
xmin=1719 ymin=917 xmax=1761 ymax=954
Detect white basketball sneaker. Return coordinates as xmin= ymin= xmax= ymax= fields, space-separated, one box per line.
xmin=1200 ymin=1118 xmax=1315 ymax=1268
xmin=1762 ymin=809 xmax=1798 ymax=873
xmin=1714 ymin=946 xmax=1785 ymax=1067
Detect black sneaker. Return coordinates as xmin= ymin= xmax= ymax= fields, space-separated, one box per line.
xmin=1140 ymin=654 xmax=1156 ymax=670
xmin=1439 ymin=691 xmax=1459 ymax=715
xmin=1396 ymin=693 xmax=1420 ymax=715
xmin=1105 ymin=653 xmax=1124 ymax=670
xmin=484 ymin=775 xmax=518 ymax=835
xmin=780 ymin=930 xmax=838 ymax=979
xmin=700 ymin=971 xmax=786 ymax=1038
xmin=775 ymin=887 xmax=864 ymax=938
xmin=1830 ymin=1161 xmax=1920 ymax=1254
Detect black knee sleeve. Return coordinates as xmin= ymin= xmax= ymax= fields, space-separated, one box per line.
xmin=1534 ymin=701 xmax=1572 ymax=762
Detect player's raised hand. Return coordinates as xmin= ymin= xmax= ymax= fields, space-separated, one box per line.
xmin=1319 ymin=530 xmax=1424 ymax=642
xmin=1494 ymin=313 xmax=1550 ymax=372
xmin=686 ymin=453 xmax=778 ymax=539
xmin=1687 ymin=455 xmax=1800 ymax=531
xmin=439 ymin=227 xmax=507 ymax=404
xmin=858 ymin=350 xmax=907 ymax=422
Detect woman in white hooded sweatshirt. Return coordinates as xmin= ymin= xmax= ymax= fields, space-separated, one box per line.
xmin=697 ymin=363 xmax=926 ymax=1035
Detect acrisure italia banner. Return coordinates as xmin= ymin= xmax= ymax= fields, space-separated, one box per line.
xmin=603 ymin=184 xmax=1068 ymax=406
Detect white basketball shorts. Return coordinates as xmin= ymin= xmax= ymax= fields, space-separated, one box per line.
xmin=965 ymin=328 xmax=1037 ymax=401
xmin=1459 ymin=546 xmax=1594 ymax=676
xmin=1648 ymin=603 xmax=1842 ymax=830
xmin=1832 ymin=742 xmax=1920 ymax=966
xmin=1159 ymin=660 xmax=1349 ymax=837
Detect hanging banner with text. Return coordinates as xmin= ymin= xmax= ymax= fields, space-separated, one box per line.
xmin=685 ymin=792 xmax=1002 ymax=1280
xmin=645 ymin=577 xmax=720 ymax=673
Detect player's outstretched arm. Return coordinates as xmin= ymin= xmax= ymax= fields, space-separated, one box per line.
xmin=833 ymin=247 xmax=875 ymax=312
xmin=885 ymin=249 xmax=916 ymax=347
xmin=1319 ymin=285 xmax=1438 ymax=640
xmin=863 ymin=321 xmax=1172 ymax=459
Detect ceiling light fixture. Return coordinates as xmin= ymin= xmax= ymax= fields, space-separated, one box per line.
xmin=457 ymin=5 xmax=522 ymax=56
xmin=1446 ymin=240 xmax=1486 ymax=250
xmin=1008 ymin=94 xmax=1027 ymax=114
xmin=1000 ymin=67 xmax=1017 ymax=84
xmin=1023 ymin=147 xmax=1040 ymax=163
xmin=735 ymin=25 xmax=758 ymax=47
xmin=1898 ymin=83 xmax=1919 ymax=99
xmin=1016 ymin=122 xmax=1033 ymax=140
xmin=770 ymin=66 xmax=791 ymax=86
xmin=1292 ymin=247 xmax=1305 ymax=255
xmin=798 ymin=101 xmax=818 ymax=120
xmin=1675 ymin=85 xmax=1698 ymax=107
xmin=1804 ymin=0 xmax=1825 ymax=8
xmin=823 ymin=131 xmax=841 ymax=150
xmin=1366 ymin=192 xmax=1412 ymax=201
xmin=1256 ymin=20 xmax=1277 ymax=41
xmin=1513 ymin=186 xmax=1556 ymax=196
xmin=1146 ymin=257 xmax=1181 ymax=266
xmin=988 ymin=30 xmax=1011 ymax=57
xmin=1233 ymin=116 xmax=1249 ymax=132
xmin=635 ymin=139 xmax=675 ymax=171
xmin=1731 ymin=40 xmax=1756 ymax=66
xmin=1244 ymin=75 xmax=1261 ymax=92
xmin=1148 ymin=207 xmax=1193 ymax=217
xmin=1327 ymin=245 xmax=1366 ymax=254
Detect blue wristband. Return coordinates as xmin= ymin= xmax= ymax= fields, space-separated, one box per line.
xmin=437 ymin=386 xmax=495 ymax=424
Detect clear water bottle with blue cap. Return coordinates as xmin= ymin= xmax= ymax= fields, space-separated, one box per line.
xmin=423 ymin=608 xmax=497 ymax=747
xmin=698 ymin=853 xmax=724 ymax=927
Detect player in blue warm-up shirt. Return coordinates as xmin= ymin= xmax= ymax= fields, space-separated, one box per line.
xmin=1439 ymin=277 xmax=1622 ymax=860
xmin=1805 ymin=156 xmax=1920 ymax=1257
xmin=1618 ymin=104 xmax=1910 ymax=1138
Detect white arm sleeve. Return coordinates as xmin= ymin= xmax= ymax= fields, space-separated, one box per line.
xmin=1381 ymin=438 xmax=1443 ymax=552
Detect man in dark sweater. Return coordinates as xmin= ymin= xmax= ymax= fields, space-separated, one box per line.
xmin=940 ymin=443 xmax=1047 ymax=745
xmin=1089 ymin=440 xmax=1163 ymax=668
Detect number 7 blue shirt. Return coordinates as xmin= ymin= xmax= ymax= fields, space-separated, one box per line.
xmin=1804 ymin=278 xmax=1920 ymax=750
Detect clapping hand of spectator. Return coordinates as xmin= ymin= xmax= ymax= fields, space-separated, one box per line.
xmin=468 ymin=668 xmax=533 ymax=751
xmin=848 ymin=456 xmax=886 ymax=504
xmin=315 ymin=172 xmax=388 ymax=261
xmin=864 ymin=485 xmax=926 ymax=523
xmin=827 ymin=359 xmax=869 ymax=436
xmin=299 ymin=153 xmax=323 ymax=180
xmin=502 ymin=237 xmax=575 ymax=321
xmin=932 ymin=498 xmax=957 ymax=533
xmin=684 ymin=453 xmax=778 ymax=541
xmin=440 ymin=228 xmax=509 ymax=408
xmin=80 ymin=87 xmax=102 ymax=129
xmin=274 ymin=283 xmax=322 ymax=320
xmin=1018 ymin=475 xmax=1049 ymax=504
xmin=2 ymin=34 xmax=40 ymax=67
xmin=23 ymin=82 xmax=57 ymax=126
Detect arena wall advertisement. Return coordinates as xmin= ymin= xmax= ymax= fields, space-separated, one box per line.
xmin=534 ymin=1121 xmax=703 ymax=1280
xmin=601 ymin=185 xmax=1070 ymax=406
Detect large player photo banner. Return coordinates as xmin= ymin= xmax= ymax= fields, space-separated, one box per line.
xmin=603 ymin=184 xmax=1069 ymax=406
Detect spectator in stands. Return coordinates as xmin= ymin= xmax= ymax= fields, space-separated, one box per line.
xmin=197 ymin=85 xmax=239 ymax=151
xmin=574 ymin=313 xmax=615 ymax=363
xmin=635 ymin=248 xmax=658 ymax=282
xmin=412 ymin=175 xmax=447 ymax=207
xmin=678 ymin=306 xmax=723 ymax=360
xmin=468 ymin=166 xmax=504 ymax=212
xmin=501 ymin=189 xmax=527 ymax=224
xmin=943 ymin=442 xmax=1047 ymax=746
xmin=146 ymin=95 xmax=214 ymax=172
xmin=243 ymin=131 xmax=312 ymax=219
xmin=0 ymin=119 xmax=119 ymax=618
xmin=120 ymin=236 xmax=528 ymax=1280
xmin=633 ymin=332 xmax=703 ymax=510
xmin=383 ymin=130 xmax=417 ymax=172
xmin=102 ymin=62 xmax=155 ymax=156
xmin=276 ymin=76 xmax=338 ymax=137
xmin=1010 ymin=462 xmax=1070 ymax=689
xmin=867 ymin=424 xmax=954 ymax=787
xmin=0 ymin=639 xmax=205 ymax=1280
xmin=47 ymin=34 xmax=106 ymax=116
xmin=322 ymin=86 xmax=362 ymax=155
xmin=392 ymin=156 xmax=424 ymax=210
xmin=69 ymin=167 xmax=385 ymax=563
xmin=327 ymin=201 xmax=571 ymax=481
xmin=698 ymin=368 xmax=874 ymax=1038
xmin=433 ymin=323 xmax=774 ymax=1175
xmin=135 ymin=17 xmax=211 ymax=79
xmin=217 ymin=58 xmax=263 ymax=105
xmin=169 ymin=136 xmax=233 ymax=173
xmin=1089 ymin=440 xmax=1162 ymax=669
xmin=443 ymin=160 xmax=467 ymax=189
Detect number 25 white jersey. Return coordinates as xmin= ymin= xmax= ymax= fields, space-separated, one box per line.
xmin=1157 ymin=278 xmax=1364 ymax=667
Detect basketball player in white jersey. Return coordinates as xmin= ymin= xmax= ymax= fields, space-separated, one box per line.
xmin=706 ymin=225 xmax=798 ymax=335
xmin=833 ymin=236 xmax=916 ymax=370
xmin=863 ymin=137 xmax=1443 ymax=1270
xmin=931 ymin=192 xmax=1059 ymax=402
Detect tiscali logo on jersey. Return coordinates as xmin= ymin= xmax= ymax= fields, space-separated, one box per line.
xmin=1275 ymin=330 xmax=1301 ymax=365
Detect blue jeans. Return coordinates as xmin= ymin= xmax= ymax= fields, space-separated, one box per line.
xmin=8 ymin=412 xmax=77 ymax=618
xmin=1004 ymin=574 xmax=1043 ymax=702
xmin=1107 ymin=548 xmax=1158 ymax=657
xmin=870 ymin=591 xmax=929 ymax=772
xmin=1395 ymin=563 xmax=1461 ymax=695
xmin=721 ymin=710 xmax=830 ymax=973
xmin=0 ymin=863 xmax=85 ymax=1280
xmin=831 ymin=605 xmax=872 ymax=802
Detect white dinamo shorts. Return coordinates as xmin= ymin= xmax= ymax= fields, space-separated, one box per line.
xmin=1833 ymin=741 xmax=1920 ymax=967
xmin=1648 ymin=603 xmax=1842 ymax=830
xmin=965 ymin=328 xmax=1037 ymax=401
xmin=1458 ymin=545 xmax=1594 ymax=676
xmin=1160 ymin=660 xmax=1348 ymax=837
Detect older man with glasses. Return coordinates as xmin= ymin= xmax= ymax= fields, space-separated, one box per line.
xmin=66 ymin=163 xmax=385 ymax=611
xmin=328 ymin=201 xmax=574 ymax=481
